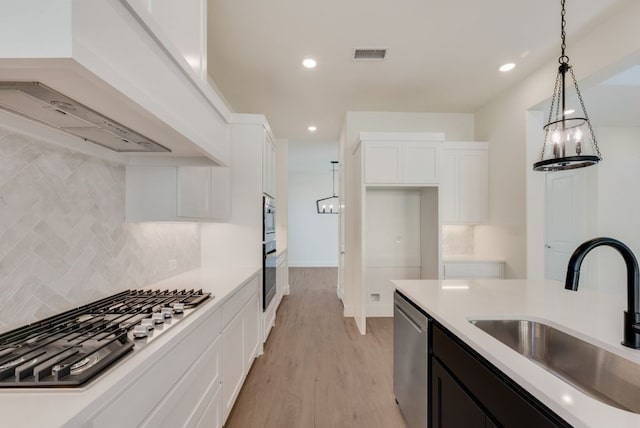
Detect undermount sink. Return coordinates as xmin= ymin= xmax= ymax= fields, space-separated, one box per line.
xmin=470 ymin=319 xmax=640 ymax=414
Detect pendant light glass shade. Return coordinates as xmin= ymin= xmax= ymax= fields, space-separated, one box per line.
xmin=536 ymin=117 xmax=599 ymax=171
xmin=533 ymin=0 xmax=601 ymax=172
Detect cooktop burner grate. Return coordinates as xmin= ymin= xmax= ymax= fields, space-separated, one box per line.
xmin=0 ymin=289 xmax=211 ymax=387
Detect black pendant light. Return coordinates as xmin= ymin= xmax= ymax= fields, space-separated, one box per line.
xmin=316 ymin=161 xmax=339 ymax=214
xmin=533 ymin=0 xmax=602 ymax=171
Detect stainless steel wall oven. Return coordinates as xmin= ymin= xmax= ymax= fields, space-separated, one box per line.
xmin=263 ymin=195 xmax=276 ymax=311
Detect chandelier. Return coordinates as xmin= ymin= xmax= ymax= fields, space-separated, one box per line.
xmin=533 ymin=0 xmax=602 ymax=171
xmin=316 ymin=161 xmax=339 ymax=214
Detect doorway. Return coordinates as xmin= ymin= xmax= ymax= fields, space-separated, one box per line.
xmin=545 ymin=170 xmax=587 ymax=281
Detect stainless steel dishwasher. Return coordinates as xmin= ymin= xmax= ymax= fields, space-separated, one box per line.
xmin=394 ymin=291 xmax=428 ymax=428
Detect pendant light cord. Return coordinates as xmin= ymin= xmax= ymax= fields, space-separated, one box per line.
xmin=331 ymin=161 xmax=337 ymax=197
xmin=560 ymin=0 xmax=568 ymax=64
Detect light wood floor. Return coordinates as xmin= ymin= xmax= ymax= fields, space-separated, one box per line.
xmin=225 ymin=267 xmax=407 ymax=428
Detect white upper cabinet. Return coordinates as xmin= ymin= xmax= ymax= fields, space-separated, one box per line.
xmin=441 ymin=142 xmax=489 ymax=224
xmin=364 ymin=142 xmax=402 ymax=184
xmin=403 ymin=142 xmax=440 ymax=184
xmin=138 ymin=0 xmax=208 ymax=79
xmin=126 ymin=165 xmax=231 ymax=222
xmin=177 ymin=167 xmax=231 ymax=220
xmin=263 ymin=135 xmax=276 ymax=197
xmin=0 ymin=1 xmax=231 ymax=165
xmin=361 ymin=133 xmax=444 ymax=186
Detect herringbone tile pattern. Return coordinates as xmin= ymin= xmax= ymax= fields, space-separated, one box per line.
xmin=0 ymin=126 xmax=200 ymax=332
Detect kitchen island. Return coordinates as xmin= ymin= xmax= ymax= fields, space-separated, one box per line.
xmin=392 ymin=279 xmax=640 ymax=428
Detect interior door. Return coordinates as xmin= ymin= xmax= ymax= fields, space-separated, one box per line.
xmin=545 ymin=170 xmax=586 ymax=281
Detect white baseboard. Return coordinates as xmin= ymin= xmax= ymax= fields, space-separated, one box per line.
xmin=288 ymin=261 xmax=338 ymax=267
xmin=366 ymin=303 xmax=393 ymax=317
xmin=343 ymin=304 xmax=354 ymax=317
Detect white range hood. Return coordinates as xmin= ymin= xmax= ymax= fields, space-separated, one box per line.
xmin=0 ymin=0 xmax=231 ymax=165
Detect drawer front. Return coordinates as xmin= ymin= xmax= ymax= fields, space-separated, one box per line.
xmin=141 ymin=335 xmax=222 ymax=428
xmin=90 ymin=307 xmax=222 ymax=428
xmin=443 ymin=262 xmax=504 ymax=279
xmin=223 ymin=275 xmax=259 ymax=327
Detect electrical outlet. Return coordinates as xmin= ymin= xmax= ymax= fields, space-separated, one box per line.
xmin=370 ymin=293 xmax=381 ymax=302
xmin=168 ymin=259 xmax=178 ymax=272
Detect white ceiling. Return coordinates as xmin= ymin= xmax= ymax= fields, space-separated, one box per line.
xmin=207 ymin=0 xmax=627 ymax=141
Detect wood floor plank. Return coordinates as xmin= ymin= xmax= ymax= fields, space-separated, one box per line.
xmin=225 ymin=267 xmax=407 ymax=428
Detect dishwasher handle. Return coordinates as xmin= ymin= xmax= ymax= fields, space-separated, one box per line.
xmin=394 ymin=293 xmax=427 ymax=331
xmin=395 ymin=304 xmax=424 ymax=333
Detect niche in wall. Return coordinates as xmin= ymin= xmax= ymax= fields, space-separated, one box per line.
xmin=364 ymin=187 xmax=439 ymax=316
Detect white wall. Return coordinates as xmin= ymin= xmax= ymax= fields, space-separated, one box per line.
xmin=474 ymin=0 xmax=640 ymax=279
xmin=593 ymin=127 xmax=640 ymax=293
xmin=201 ymin=122 xmax=264 ymax=269
xmin=288 ymin=141 xmax=339 ymax=267
xmin=0 ymin=124 xmax=200 ymax=332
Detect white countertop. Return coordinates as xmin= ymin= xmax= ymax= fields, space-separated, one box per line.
xmin=392 ymin=279 xmax=640 ymax=428
xmin=0 ymin=266 xmax=260 ymax=428
xmin=442 ymin=256 xmax=505 ymax=263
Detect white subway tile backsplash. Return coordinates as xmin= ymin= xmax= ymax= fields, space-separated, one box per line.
xmin=0 ymin=126 xmax=200 ymax=332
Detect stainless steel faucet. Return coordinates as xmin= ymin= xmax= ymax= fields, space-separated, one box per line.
xmin=565 ymin=237 xmax=640 ymax=349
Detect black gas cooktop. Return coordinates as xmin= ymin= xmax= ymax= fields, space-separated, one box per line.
xmin=0 ymin=289 xmax=211 ymax=388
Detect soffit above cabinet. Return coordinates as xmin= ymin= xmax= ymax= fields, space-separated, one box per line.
xmin=0 ymin=0 xmax=232 ymax=166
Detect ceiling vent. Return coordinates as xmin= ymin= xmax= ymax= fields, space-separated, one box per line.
xmin=353 ymin=48 xmax=387 ymax=60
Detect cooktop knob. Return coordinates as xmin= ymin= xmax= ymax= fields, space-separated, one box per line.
xmin=172 ymin=303 xmax=185 ymax=314
xmin=161 ymin=307 xmax=173 ymax=318
xmin=141 ymin=318 xmax=155 ymax=329
xmin=152 ymin=312 xmax=164 ymax=324
xmin=133 ymin=324 xmax=150 ymax=339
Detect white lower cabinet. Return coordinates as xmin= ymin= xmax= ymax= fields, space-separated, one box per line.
xmin=276 ymin=250 xmax=289 ymax=304
xmin=243 ymin=292 xmax=260 ymax=371
xmin=443 ymin=260 xmax=505 ymax=279
xmin=87 ymin=273 xmax=260 ymax=428
xmin=90 ymin=308 xmax=223 ymax=428
xmin=222 ymin=274 xmax=261 ymax=423
xmin=222 ymin=310 xmax=245 ymax=420
xmin=196 ymin=383 xmax=223 ymax=428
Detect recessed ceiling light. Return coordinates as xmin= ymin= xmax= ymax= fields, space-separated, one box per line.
xmin=499 ymin=63 xmax=516 ymax=72
xmin=564 ymin=109 xmax=575 ymax=115
xmin=307 ymin=125 xmax=317 ymax=132
xmin=302 ymin=58 xmax=317 ymax=68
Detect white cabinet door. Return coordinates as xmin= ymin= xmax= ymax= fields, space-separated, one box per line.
xmin=126 ymin=165 xmax=230 ymax=222
xmin=440 ymin=144 xmax=488 ymax=224
xmin=142 ymin=0 xmax=208 ymax=78
xmin=195 ymin=384 xmax=223 ymax=428
xmin=364 ymin=142 xmax=402 ymax=184
xmin=263 ymin=136 xmax=276 ymax=197
xmin=222 ymin=311 xmax=244 ymax=422
xmin=459 ymin=150 xmax=488 ymax=223
xmin=402 ymin=142 xmax=439 ymax=184
xmin=243 ymin=292 xmax=260 ymax=370
xmin=440 ymin=150 xmax=459 ymax=223
xmin=178 ymin=167 xmax=212 ymax=218
xmin=210 ymin=166 xmax=231 ymax=220
xmin=276 ymin=250 xmax=288 ymax=301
